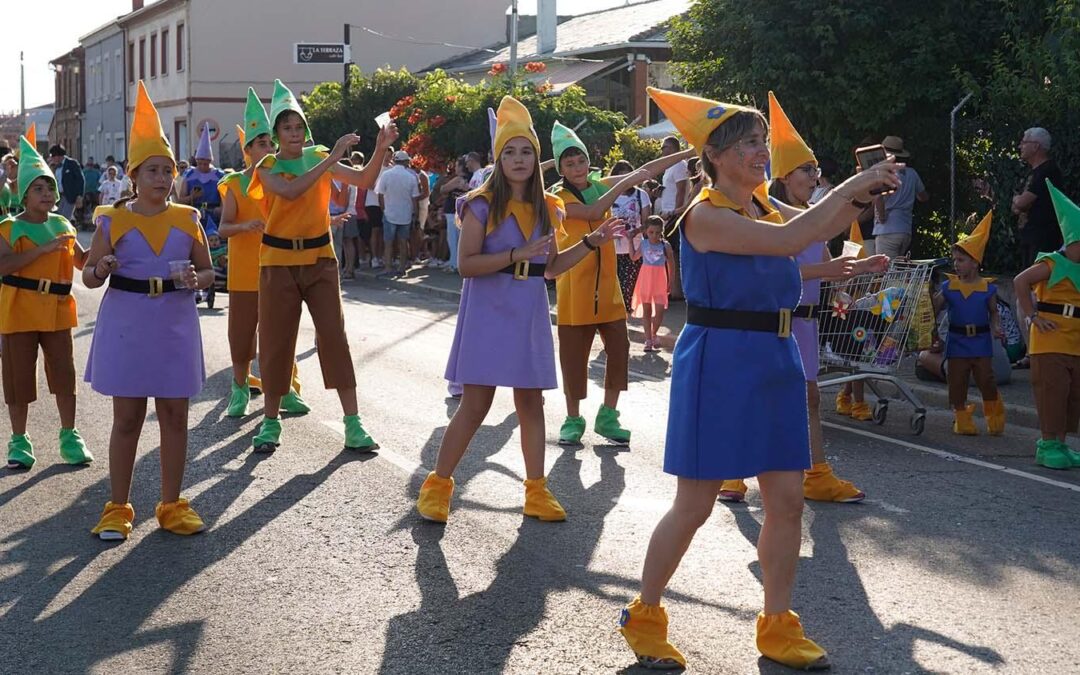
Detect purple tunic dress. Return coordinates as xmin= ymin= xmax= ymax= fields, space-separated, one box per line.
xmin=85 ymin=208 xmax=206 ymax=398
xmin=792 ymin=240 xmax=825 ymax=382
xmin=444 ymin=196 xmax=557 ymax=390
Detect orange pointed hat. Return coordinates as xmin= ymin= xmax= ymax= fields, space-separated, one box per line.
xmin=15 ymin=122 xmax=36 ymax=159
xmin=847 ymin=221 xmax=866 ymax=259
xmin=646 ymin=87 xmax=757 ymax=151
xmin=767 ymin=91 xmax=816 ymax=181
xmin=128 ymin=80 xmax=175 ymax=171
xmin=956 ymin=210 xmax=992 ymax=264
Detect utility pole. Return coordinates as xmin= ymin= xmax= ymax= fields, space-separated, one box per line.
xmin=950 ymin=92 xmax=973 ymax=243
xmin=509 ymin=0 xmax=519 ymax=76
xmin=20 ymin=51 xmax=26 ymax=126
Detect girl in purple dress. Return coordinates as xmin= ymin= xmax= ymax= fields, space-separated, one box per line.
xmin=83 ymin=82 xmax=214 ymax=541
xmin=415 ymin=96 xmax=621 ymax=524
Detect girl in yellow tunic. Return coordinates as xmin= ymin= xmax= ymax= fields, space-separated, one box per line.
xmin=218 ymin=89 xmax=308 ymax=418
xmin=247 ymin=80 xmax=397 ymax=453
xmin=0 ymin=136 xmax=92 ymax=470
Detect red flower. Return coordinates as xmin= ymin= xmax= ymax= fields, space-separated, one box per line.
xmin=535 ymin=82 xmax=554 ymax=94
xmin=445 ymin=95 xmax=458 ymax=103
xmin=524 ymin=61 xmax=547 ymax=73
xmin=408 ymin=109 xmax=424 ymax=125
xmin=430 ymin=115 xmax=446 ymax=128
xmin=488 ymin=62 xmax=508 ymax=76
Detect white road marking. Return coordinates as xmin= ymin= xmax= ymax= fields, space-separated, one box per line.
xmin=823 ymin=421 xmax=1080 ymax=494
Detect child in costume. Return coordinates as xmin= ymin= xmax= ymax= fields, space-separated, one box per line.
xmin=416 ymin=96 xmax=621 ymax=524
xmin=0 ymin=124 xmax=36 ymax=217
xmin=1014 ymin=180 xmax=1080 ymax=469
xmin=179 ymin=123 xmax=225 ymax=221
xmin=549 ymin=120 xmax=693 ymax=446
xmin=617 ymin=86 xmax=900 ymax=671
xmin=83 ymin=82 xmax=213 ymax=540
xmin=930 ymin=211 xmax=1005 ymax=435
xmin=247 ymin=80 xmax=396 ymax=453
xmin=718 ymin=92 xmax=888 ymax=505
xmin=0 ymin=136 xmax=92 ymax=469
xmin=630 ymin=215 xmax=673 ymax=352
xmin=835 ymin=222 xmax=875 ymax=421
xmin=217 ymin=90 xmax=308 ymax=418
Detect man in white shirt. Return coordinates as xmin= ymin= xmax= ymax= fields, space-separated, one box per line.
xmin=376 ymin=150 xmax=420 ymax=277
xmin=99 ymin=165 xmax=124 ymax=206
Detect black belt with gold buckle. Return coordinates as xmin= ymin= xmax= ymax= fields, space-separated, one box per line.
xmin=1037 ymin=301 xmax=1079 ymax=319
xmin=793 ymin=304 xmax=819 ymax=319
xmin=109 ymin=274 xmax=179 ymax=297
xmin=687 ymin=304 xmax=793 ymax=338
xmin=948 ymin=323 xmax=990 ymax=337
xmin=1 ymin=275 xmax=72 ymax=296
xmin=498 ymin=260 xmax=546 ymax=279
xmin=262 ymin=233 xmax=331 ymax=251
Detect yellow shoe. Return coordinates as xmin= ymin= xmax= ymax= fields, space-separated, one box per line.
xmin=983 ymin=399 xmax=1005 ymax=436
xmin=91 ymin=501 xmax=135 ymax=541
xmin=417 ymin=472 xmax=454 ymax=523
xmin=834 ymin=391 xmax=852 ymax=416
xmin=718 ymin=479 xmax=748 ymax=503
xmin=155 ymin=498 xmax=206 ymax=535
xmin=803 ymin=462 xmax=865 ymax=503
xmin=953 ymin=404 xmax=978 ymax=436
xmin=523 ymin=477 xmax=566 ymax=521
xmin=618 ymin=596 xmax=687 ymax=670
xmin=756 ymin=610 xmax=830 ymax=671
xmin=849 ymin=401 xmax=873 ymax=421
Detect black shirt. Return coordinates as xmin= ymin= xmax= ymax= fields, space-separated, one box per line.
xmin=1020 ymin=159 xmax=1064 ymax=247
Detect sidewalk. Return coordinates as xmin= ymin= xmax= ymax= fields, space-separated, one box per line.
xmin=347 ymin=262 xmax=1039 ymax=428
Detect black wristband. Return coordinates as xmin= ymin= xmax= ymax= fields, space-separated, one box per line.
xmin=582 ymin=234 xmax=597 ymax=251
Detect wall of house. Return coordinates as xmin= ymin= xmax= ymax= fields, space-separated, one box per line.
xmin=81 ymin=28 xmax=127 ymax=163
xmin=124 ymin=2 xmax=192 ymax=160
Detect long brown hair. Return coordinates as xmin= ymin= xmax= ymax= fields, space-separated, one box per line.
xmin=465 ymin=149 xmax=551 ymax=235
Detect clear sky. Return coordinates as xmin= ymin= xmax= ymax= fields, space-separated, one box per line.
xmin=2 ymin=0 xmax=641 ymax=112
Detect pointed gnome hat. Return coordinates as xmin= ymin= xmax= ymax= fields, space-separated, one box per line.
xmin=767 ymin=91 xmax=816 ymax=181
xmin=244 ymin=87 xmax=272 ymax=147
xmin=847 ymin=221 xmax=867 ymax=259
xmin=236 ymin=124 xmax=246 ymax=150
xmin=128 ymin=80 xmax=175 ymax=172
xmin=646 ymin=87 xmax=758 ymax=151
xmin=15 ymin=123 xmax=36 ymax=159
xmin=195 ymin=122 xmax=213 ymax=161
xmin=492 ymin=95 xmax=539 ymax=158
xmin=269 ymin=79 xmax=311 ymax=143
xmin=956 ymin=210 xmax=992 ymax=263
xmin=16 ymin=135 xmax=57 ymax=203
xmin=487 ymin=107 xmax=498 ymax=153
xmin=203 ymin=210 xmax=219 ymax=237
xmin=551 ymin=120 xmax=588 ymax=174
xmin=1047 ymin=179 xmax=1080 ymax=247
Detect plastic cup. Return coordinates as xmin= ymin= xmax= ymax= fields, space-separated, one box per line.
xmin=169 ymin=259 xmax=193 ymax=289
xmin=374 ymin=112 xmax=392 ymax=128
xmin=842 ymin=241 xmax=863 ymax=258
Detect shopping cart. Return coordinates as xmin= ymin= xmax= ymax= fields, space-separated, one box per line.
xmin=816 ymin=259 xmax=937 ymax=434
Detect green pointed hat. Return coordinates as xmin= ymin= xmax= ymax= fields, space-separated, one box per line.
xmin=551 ymin=120 xmax=588 ymax=174
xmin=16 ymin=135 xmax=57 ymax=204
xmin=244 ymin=87 xmax=273 ymax=147
xmin=269 ymin=79 xmax=311 ymax=143
xmin=1047 ymin=179 xmax=1080 ymax=246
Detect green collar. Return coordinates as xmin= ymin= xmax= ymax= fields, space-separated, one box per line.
xmin=269 ymin=145 xmax=329 ymax=176
xmin=555 ymin=172 xmax=608 ymax=205
xmin=1037 ymin=251 xmax=1080 ymax=293
xmin=220 ymin=171 xmax=252 ymax=197
xmin=8 ymin=213 xmax=75 ymax=247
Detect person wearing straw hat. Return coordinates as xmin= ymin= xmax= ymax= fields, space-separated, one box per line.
xmin=217 ymin=89 xmax=309 ymax=419
xmin=929 ymin=211 xmax=1006 ymax=435
xmin=416 ymin=96 xmax=621 ymax=524
xmin=1013 ymin=180 xmax=1080 ymax=470
xmin=717 ymin=92 xmax=888 ymax=505
xmin=246 ymin=79 xmax=397 ymax=454
xmin=83 ymin=81 xmax=215 ymax=540
xmin=179 ymin=123 xmax=225 ymax=222
xmin=615 ymin=86 xmax=901 ymax=671
xmin=871 ymin=135 xmax=928 ymax=259
xmin=0 ymin=135 xmax=93 ymax=470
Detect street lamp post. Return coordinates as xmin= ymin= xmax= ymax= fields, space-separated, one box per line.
xmin=950 ymin=92 xmax=974 ymax=243
xmin=509 ymin=0 xmax=519 ymax=76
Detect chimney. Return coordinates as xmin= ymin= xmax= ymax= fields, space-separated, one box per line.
xmin=132 ymin=0 xmax=144 ymax=10
xmin=537 ymin=0 xmax=557 ymax=55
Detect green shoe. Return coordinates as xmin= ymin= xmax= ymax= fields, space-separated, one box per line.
xmin=58 ymin=428 xmax=93 ymax=465
xmin=594 ymin=405 xmax=631 ymax=445
xmin=226 ymin=380 xmax=250 ymax=418
xmin=6 ymin=434 xmax=35 ymax=469
xmin=1035 ymin=439 xmax=1072 ymax=470
xmin=343 ymin=414 xmax=377 ymax=451
xmin=252 ymin=417 xmax=282 ymax=453
xmin=558 ymin=416 xmax=586 ymax=446
xmin=281 ymin=389 xmax=311 ymax=415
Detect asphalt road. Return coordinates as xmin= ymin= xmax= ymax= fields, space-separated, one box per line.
xmin=1 ymin=274 xmax=1078 ymax=674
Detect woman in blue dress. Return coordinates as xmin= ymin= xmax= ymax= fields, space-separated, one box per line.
xmin=616 ymin=87 xmax=901 ymax=671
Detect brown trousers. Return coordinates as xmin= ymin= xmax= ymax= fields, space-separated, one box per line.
xmin=228 ymin=291 xmax=259 ymax=365
xmin=947 ymin=356 xmax=998 ymax=409
xmin=2 ymin=330 xmax=76 ymax=405
xmin=1031 ymin=353 xmax=1080 ymax=436
xmin=258 ymin=259 xmax=356 ymax=397
xmin=558 ymin=320 xmax=629 ymax=401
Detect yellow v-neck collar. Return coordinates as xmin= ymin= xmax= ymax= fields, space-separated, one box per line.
xmin=945 ymin=274 xmax=991 ymax=299
xmin=108 ymin=204 xmax=204 ymax=256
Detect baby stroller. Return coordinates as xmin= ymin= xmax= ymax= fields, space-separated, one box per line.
xmin=196 ymin=210 xmax=223 ymax=309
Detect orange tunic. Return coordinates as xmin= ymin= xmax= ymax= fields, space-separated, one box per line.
xmin=1030 ymin=255 xmax=1080 ymax=356
xmin=218 ymin=173 xmax=263 ymax=292
xmin=553 ymin=184 xmax=625 ymax=326
xmin=0 ymin=215 xmax=79 ymax=334
xmin=248 ymin=151 xmax=335 ymax=267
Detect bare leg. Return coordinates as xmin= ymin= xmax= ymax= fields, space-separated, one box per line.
xmin=642 ymin=305 xmax=654 ymax=342
xmin=640 ymin=477 xmax=723 ymax=604
xmin=807 ymin=383 xmax=826 ymax=465
xmin=652 ymin=307 xmax=666 ymax=344
xmin=513 ymin=388 xmax=546 ymax=480
xmin=263 ymin=394 xmax=282 ymax=419
xmin=109 ymin=397 xmax=148 ymax=504
xmin=232 ymin=360 xmax=250 ymax=387
xmin=155 ymin=397 xmax=189 ymax=503
xmin=7 ymin=403 xmax=28 ymax=435
xmin=434 ymin=384 xmax=496 ymax=478
xmin=337 ymin=387 xmax=359 ymax=417
xmin=757 ymin=470 xmax=805 ymax=614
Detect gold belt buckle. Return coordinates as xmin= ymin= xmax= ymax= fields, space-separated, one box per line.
xmin=513 ymin=260 xmax=530 ymax=280
xmin=292 ymin=237 xmax=304 ymax=251
xmin=148 ymin=277 xmax=164 ymax=298
xmin=965 ymin=324 xmax=977 ymax=337
xmin=37 ymin=279 xmax=52 ymax=295
xmin=1064 ymin=303 xmax=1076 ymax=319
xmin=777 ymin=308 xmax=792 ymax=338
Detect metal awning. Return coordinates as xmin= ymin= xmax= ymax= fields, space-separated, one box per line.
xmin=525 ymin=59 xmax=617 ymax=92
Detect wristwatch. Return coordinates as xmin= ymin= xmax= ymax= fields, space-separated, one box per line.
xmin=582 ymin=234 xmax=597 ymax=251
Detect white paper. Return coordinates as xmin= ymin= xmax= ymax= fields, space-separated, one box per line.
xmin=374 ymin=112 xmax=392 ymax=128
xmin=842 ymin=240 xmax=863 ymax=258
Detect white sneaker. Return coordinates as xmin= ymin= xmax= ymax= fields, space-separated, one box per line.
xmin=372 ymin=258 xmax=384 ymax=269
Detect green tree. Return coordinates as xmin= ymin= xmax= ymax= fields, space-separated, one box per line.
xmin=304 ymin=67 xmax=419 ymax=158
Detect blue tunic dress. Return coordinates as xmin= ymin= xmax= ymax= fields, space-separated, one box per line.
xmin=664 ymin=188 xmax=811 ymax=480
xmin=942 ymin=275 xmax=996 ymax=359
